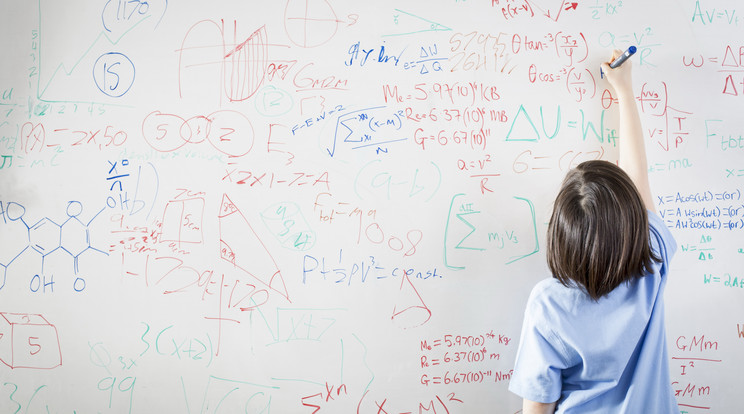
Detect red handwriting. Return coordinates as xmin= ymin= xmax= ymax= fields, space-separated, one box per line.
xmin=357 ymin=390 xmax=464 ymax=414
xmin=383 ymin=82 xmax=501 ymax=106
xmin=0 ymin=312 xmax=62 ymax=370
xmin=141 ymin=110 xmax=254 ymax=156
xmin=512 ymin=147 xmax=608 ymax=174
xmin=178 ymin=20 xmax=267 ymax=103
xmin=294 ymin=63 xmax=350 ymax=92
xmin=222 ymin=170 xmax=331 ymax=190
xmin=637 ymin=82 xmax=693 ymax=151
xmin=301 ymin=382 xmax=349 ymax=413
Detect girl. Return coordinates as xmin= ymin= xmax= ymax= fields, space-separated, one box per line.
xmin=508 ymin=50 xmax=680 ymax=413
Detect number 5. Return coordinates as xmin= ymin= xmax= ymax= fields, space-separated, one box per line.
xmin=28 ymin=336 xmax=41 ymax=355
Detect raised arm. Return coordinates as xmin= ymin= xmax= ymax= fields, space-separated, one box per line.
xmin=600 ymin=50 xmax=656 ymax=213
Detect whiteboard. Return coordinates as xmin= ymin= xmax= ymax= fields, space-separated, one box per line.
xmin=1 ymin=0 xmax=742 ymax=412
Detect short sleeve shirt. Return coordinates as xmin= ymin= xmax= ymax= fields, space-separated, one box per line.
xmin=508 ymin=211 xmax=679 ymax=413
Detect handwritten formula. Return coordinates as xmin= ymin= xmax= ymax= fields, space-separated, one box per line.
xmin=1 ymin=0 xmax=743 ymax=413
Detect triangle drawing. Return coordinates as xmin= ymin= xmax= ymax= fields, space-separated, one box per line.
xmin=391 ymin=272 xmax=431 ymax=329
xmin=218 ymin=193 xmax=290 ymax=302
xmin=384 ymin=9 xmax=452 ymax=37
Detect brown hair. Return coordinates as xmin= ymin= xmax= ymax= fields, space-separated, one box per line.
xmin=546 ymin=160 xmax=660 ymax=300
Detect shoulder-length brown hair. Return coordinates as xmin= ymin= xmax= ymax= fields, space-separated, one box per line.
xmin=546 ymin=160 xmax=660 ymax=300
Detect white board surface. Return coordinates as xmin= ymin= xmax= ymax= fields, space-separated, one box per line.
xmin=1 ymin=0 xmax=743 ymax=412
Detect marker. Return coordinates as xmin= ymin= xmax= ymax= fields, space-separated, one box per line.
xmin=609 ymin=46 xmax=637 ymax=68
xmin=600 ymin=46 xmax=637 ymax=79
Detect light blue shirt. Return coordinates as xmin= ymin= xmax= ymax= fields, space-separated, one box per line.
xmin=508 ymin=211 xmax=679 ymax=413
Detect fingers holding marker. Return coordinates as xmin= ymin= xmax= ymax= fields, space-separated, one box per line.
xmin=600 ymin=47 xmax=636 ymax=90
xmin=609 ymin=46 xmax=637 ymax=68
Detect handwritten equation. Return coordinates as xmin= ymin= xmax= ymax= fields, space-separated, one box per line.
xmin=0 ymin=0 xmax=743 ymax=413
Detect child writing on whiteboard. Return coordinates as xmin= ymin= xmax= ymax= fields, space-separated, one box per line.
xmin=507 ymin=49 xmax=680 ymax=413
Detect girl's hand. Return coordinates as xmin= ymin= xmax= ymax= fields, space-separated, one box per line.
xmin=601 ymin=49 xmax=633 ymax=95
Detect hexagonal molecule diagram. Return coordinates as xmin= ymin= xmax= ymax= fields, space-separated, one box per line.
xmin=0 ymin=312 xmax=62 ymax=369
xmin=0 ymin=200 xmax=108 ymax=290
xmin=30 ymin=217 xmax=62 ymax=258
xmin=0 ymin=202 xmax=30 ymax=290
xmin=59 ymin=201 xmax=108 ymax=274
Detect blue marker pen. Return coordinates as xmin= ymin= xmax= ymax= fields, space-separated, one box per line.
xmin=609 ymin=46 xmax=637 ymax=68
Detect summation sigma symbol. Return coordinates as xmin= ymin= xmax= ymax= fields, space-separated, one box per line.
xmin=0 ymin=200 xmax=108 ymax=291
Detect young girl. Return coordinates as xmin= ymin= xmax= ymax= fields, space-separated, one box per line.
xmin=508 ymin=50 xmax=680 ymax=413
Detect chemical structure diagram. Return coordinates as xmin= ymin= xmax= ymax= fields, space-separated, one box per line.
xmin=0 ymin=200 xmax=108 ymax=291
